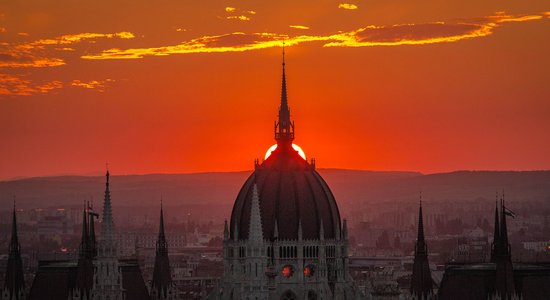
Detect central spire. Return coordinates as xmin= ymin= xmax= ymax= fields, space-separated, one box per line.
xmin=274 ymin=42 xmax=294 ymax=146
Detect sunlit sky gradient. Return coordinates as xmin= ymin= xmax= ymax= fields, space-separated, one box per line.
xmin=1 ymin=0 xmax=549 ymax=179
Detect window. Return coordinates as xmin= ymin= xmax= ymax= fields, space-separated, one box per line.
xmin=281 ymin=265 xmax=294 ymax=278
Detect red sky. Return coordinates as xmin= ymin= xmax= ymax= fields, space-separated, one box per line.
xmin=1 ymin=0 xmax=549 ymax=180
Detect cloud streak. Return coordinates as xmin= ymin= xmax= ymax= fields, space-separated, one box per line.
xmin=339 ymin=3 xmax=358 ymax=10
xmin=0 ymin=74 xmax=63 ymax=96
xmin=224 ymin=6 xmax=256 ymax=21
xmin=0 ymin=32 xmax=134 ymax=69
xmin=81 ymin=13 xmax=544 ymax=60
xmin=71 ymin=79 xmax=114 ymax=91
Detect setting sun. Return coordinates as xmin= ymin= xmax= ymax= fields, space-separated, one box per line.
xmin=264 ymin=144 xmax=306 ymax=160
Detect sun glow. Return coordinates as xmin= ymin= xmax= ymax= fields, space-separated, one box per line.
xmin=264 ymin=144 xmax=306 ymax=160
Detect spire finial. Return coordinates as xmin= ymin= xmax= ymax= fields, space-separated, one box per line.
xmin=274 ymin=41 xmax=294 ymax=144
xmin=282 ymin=40 xmax=285 ymax=66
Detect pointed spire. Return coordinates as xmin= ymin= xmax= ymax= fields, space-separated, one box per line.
xmin=4 ymin=198 xmax=25 ymax=299
xmin=88 ymin=202 xmax=97 ymax=258
xmin=223 ymin=219 xmax=229 ymax=241
xmin=158 ymin=199 xmax=167 ymax=251
xmin=75 ymin=203 xmax=94 ymax=297
xmin=281 ymin=41 xmax=288 ymax=113
xmin=499 ymin=197 xmax=510 ymax=257
xmin=274 ymin=42 xmax=294 ymax=144
xmin=79 ymin=205 xmax=90 ymax=258
xmin=101 ymin=169 xmax=115 ymax=242
xmin=416 ymin=198 xmax=427 ymax=255
xmin=411 ymin=198 xmax=433 ymax=299
xmin=248 ymin=183 xmax=264 ymax=242
xmin=491 ymin=196 xmax=500 ymax=262
xmin=152 ymin=200 xmax=173 ymax=299
xmin=494 ymin=192 xmax=516 ymax=297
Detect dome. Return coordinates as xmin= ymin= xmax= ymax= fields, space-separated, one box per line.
xmin=230 ymin=144 xmax=342 ymax=240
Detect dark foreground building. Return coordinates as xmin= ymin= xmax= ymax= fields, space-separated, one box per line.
xmin=1 ymin=204 xmax=26 ymax=300
xmin=438 ymin=198 xmax=550 ymax=300
xmin=28 ymin=172 xmax=150 ymax=300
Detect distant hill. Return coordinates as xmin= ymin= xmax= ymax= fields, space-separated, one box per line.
xmin=1 ymin=169 xmax=549 ymax=220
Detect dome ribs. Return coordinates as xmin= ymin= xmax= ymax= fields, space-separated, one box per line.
xmin=230 ymin=150 xmax=342 ymax=241
xmin=313 ymin=170 xmax=342 ymax=239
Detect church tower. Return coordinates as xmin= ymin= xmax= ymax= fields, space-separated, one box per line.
xmin=71 ymin=205 xmax=96 ymax=300
xmin=410 ymin=200 xmax=433 ymax=300
xmin=151 ymin=201 xmax=176 ymax=300
xmin=2 ymin=203 xmax=26 ymax=300
xmin=91 ymin=170 xmax=125 ymax=300
xmin=490 ymin=198 xmax=500 ymax=263
xmin=492 ymin=197 xmax=517 ymax=299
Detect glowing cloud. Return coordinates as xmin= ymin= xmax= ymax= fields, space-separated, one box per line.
xmin=0 ymin=31 xmax=135 ymax=68
xmin=226 ymin=15 xmax=250 ymax=21
xmin=224 ymin=6 xmax=255 ymax=21
xmin=290 ymin=25 xmax=310 ymax=30
xmin=81 ymin=12 xmax=545 ymax=60
xmin=339 ymin=3 xmax=358 ymax=10
xmin=0 ymin=74 xmax=63 ymax=96
xmin=71 ymin=79 xmax=114 ymax=91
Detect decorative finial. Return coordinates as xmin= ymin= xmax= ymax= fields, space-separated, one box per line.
xmin=282 ymin=40 xmax=285 ymax=66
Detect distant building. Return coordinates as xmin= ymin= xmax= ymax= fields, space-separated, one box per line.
xmin=37 ymin=215 xmax=72 ymax=243
xmin=454 ymin=226 xmax=490 ymax=262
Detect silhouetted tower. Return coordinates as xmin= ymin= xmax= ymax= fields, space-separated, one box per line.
xmin=494 ymin=197 xmax=516 ymax=298
xmin=411 ymin=200 xmax=433 ymax=299
xmin=2 ymin=202 xmax=26 ymax=300
xmin=490 ymin=198 xmax=500 ymax=262
xmin=88 ymin=202 xmax=98 ymax=258
xmin=101 ymin=170 xmax=114 ymax=242
xmin=72 ymin=206 xmax=95 ymax=299
xmin=274 ymin=44 xmax=294 ymax=148
xmin=92 ymin=169 xmax=125 ymax=299
xmin=151 ymin=201 xmax=175 ymax=300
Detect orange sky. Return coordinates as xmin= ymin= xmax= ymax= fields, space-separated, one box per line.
xmin=1 ymin=0 xmax=549 ymax=180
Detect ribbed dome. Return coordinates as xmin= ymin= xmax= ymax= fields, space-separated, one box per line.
xmin=230 ymin=144 xmax=342 ymax=240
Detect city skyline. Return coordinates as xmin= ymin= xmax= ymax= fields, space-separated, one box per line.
xmin=1 ymin=0 xmax=549 ymax=180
